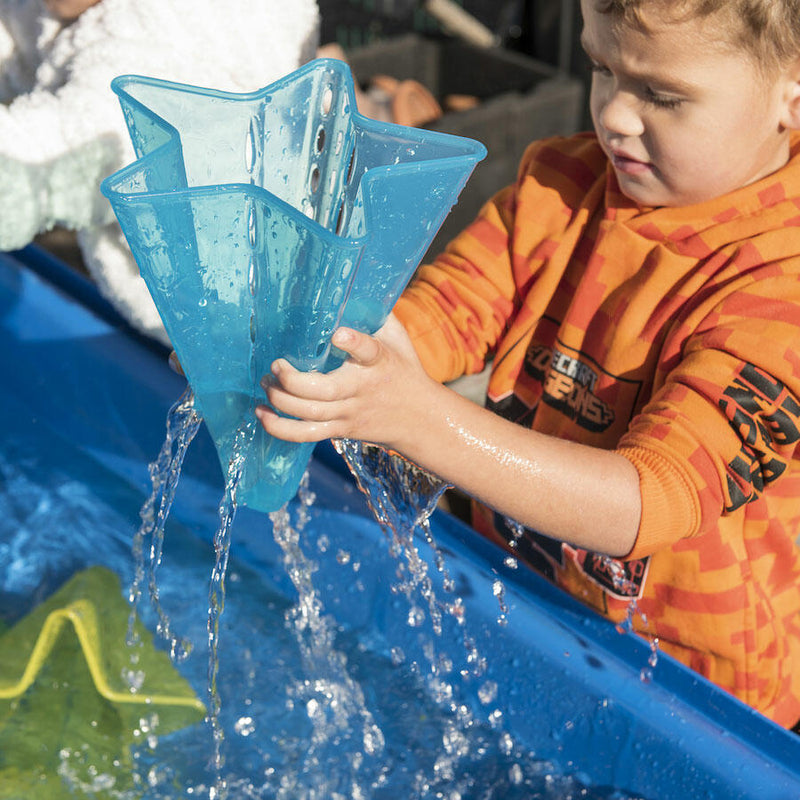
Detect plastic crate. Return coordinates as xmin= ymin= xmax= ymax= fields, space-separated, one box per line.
xmin=347 ymin=33 xmax=584 ymax=254
xmin=318 ymin=0 xmax=527 ymax=50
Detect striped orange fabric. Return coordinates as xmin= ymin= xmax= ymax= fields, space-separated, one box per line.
xmin=394 ymin=133 xmax=800 ymax=726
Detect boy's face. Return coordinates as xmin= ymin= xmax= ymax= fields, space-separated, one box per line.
xmin=581 ymin=0 xmax=796 ymax=207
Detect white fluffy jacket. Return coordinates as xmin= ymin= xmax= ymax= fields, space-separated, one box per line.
xmin=0 ymin=0 xmax=319 ymax=341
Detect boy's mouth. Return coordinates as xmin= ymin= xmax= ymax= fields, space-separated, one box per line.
xmin=610 ymin=149 xmax=652 ymax=176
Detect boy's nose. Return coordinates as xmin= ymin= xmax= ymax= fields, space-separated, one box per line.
xmin=595 ymin=91 xmax=645 ymax=139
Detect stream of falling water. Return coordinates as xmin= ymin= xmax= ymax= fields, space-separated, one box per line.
xmin=206 ymin=419 xmax=253 ymax=800
xmin=502 ymin=517 xmax=661 ymax=682
xmin=267 ymin=475 xmax=385 ymax=799
xmin=333 ymin=440 xmax=457 ymax=635
xmin=126 ymin=388 xmax=201 ymax=672
xmin=332 ymin=440 xmax=502 ymax=787
xmin=124 ymin=390 xmax=251 ymax=800
xmin=129 ymin=401 xmax=508 ymax=796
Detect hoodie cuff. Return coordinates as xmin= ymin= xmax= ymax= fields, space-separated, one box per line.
xmin=616 ymin=444 xmax=702 ymax=560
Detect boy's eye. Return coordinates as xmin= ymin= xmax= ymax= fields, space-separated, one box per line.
xmin=584 ymin=53 xmax=612 ymax=76
xmin=644 ymin=87 xmax=683 ymax=110
xmin=583 ymin=49 xmax=685 ymax=110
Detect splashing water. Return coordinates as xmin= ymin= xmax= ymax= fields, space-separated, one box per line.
xmin=586 ymin=554 xmax=661 ymax=682
xmin=614 ymin=597 xmax=660 ymax=684
xmin=502 ymin=517 xmax=526 ymax=571
xmin=267 ymin=475 xmax=385 ymax=800
xmin=332 ymin=439 xmax=510 ymax=788
xmin=123 ymin=391 xmax=254 ymax=799
xmin=334 ymin=440 xmax=453 ymax=636
xmin=126 ymin=387 xmax=202 ymax=668
xmin=501 ymin=519 xmax=661 ymax=682
xmin=129 ymin=419 xmax=388 ymax=798
xmin=207 ymin=418 xmax=253 ymax=800
xmin=110 ymin=401 xmax=654 ymax=800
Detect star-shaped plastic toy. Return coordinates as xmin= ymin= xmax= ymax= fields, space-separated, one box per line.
xmin=0 ymin=567 xmax=204 ymax=797
xmin=101 ymin=58 xmax=485 ymax=512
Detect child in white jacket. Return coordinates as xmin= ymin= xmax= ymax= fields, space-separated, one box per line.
xmin=0 ymin=0 xmax=319 ymax=342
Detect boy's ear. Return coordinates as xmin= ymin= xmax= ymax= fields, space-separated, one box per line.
xmin=780 ymin=58 xmax=800 ymax=130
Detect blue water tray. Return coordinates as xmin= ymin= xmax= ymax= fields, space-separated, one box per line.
xmin=1 ymin=245 xmax=800 ymax=799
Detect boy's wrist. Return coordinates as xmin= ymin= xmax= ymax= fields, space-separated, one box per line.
xmin=387 ymin=379 xmax=465 ymax=474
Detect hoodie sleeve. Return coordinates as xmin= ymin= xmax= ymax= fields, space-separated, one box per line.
xmin=617 ymin=260 xmax=800 ymax=559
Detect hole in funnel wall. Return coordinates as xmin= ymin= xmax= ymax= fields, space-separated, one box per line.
xmin=321 ymin=85 xmax=334 ymax=116
xmin=335 ymin=200 xmax=348 ymax=236
xmin=247 ymin=202 xmax=257 ymax=248
xmin=245 ymin=119 xmax=257 ymax=175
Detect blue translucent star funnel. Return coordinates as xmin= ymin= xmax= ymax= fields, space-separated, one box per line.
xmin=101 ymin=59 xmax=486 ymax=511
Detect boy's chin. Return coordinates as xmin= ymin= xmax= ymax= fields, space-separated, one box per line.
xmin=615 ymin=174 xmax=684 ymax=209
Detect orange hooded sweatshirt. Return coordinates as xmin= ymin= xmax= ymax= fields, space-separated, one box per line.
xmin=394 ymin=132 xmax=800 ymax=727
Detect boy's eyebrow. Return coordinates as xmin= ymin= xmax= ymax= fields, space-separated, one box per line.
xmin=579 ymin=32 xmax=695 ymax=95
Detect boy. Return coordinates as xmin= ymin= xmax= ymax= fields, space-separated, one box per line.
xmin=257 ymin=0 xmax=800 ymax=729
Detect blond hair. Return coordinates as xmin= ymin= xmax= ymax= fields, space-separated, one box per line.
xmin=594 ymin=0 xmax=800 ymax=70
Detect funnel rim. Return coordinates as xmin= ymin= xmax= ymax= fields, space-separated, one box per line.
xmin=102 ymin=60 xmax=488 ymax=256
xmin=110 ymin=58 xmax=357 ymax=107
xmin=108 ymin=60 xmax=487 ymax=166
xmin=110 ymin=63 xmax=484 ymax=150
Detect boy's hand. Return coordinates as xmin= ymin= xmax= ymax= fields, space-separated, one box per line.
xmin=168 ymin=351 xmax=184 ymax=376
xmin=256 ymin=314 xmax=433 ymax=450
xmin=258 ymin=316 xmax=642 ymax=557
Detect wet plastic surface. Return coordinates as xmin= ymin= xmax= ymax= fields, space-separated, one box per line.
xmin=101 ymin=60 xmax=485 ymax=511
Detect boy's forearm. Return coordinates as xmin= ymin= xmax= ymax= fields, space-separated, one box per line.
xmin=258 ymin=321 xmax=642 ymax=557
xmin=394 ymin=380 xmax=642 ymax=558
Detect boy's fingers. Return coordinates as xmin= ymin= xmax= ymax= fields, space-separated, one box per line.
xmin=255 ymin=405 xmax=337 ymax=443
xmin=168 ymin=351 xmax=184 ymax=375
xmin=263 ymin=383 xmax=333 ymax=422
xmin=331 ymin=326 xmax=380 ymax=365
xmin=263 ymin=360 xmax=344 ymax=401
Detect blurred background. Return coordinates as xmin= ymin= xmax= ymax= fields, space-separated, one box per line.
xmin=36 ymin=0 xmax=590 ymax=274
xmin=318 ymin=0 xmax=587 ymax=82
